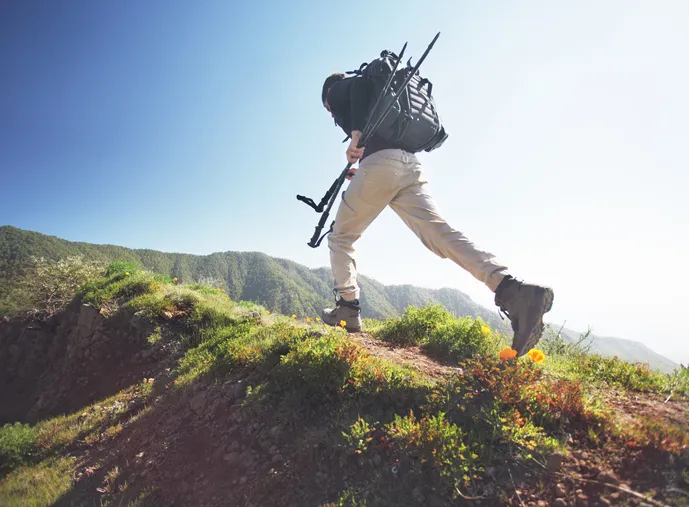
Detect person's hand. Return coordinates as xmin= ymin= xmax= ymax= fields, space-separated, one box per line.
xmin=346 ymin=167 xmax=358 ymax=180
xmin=346 ymin=130 xmax=364 ymax=163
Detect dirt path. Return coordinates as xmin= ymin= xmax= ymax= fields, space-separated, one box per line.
xmin=351 ymin=332 xmax=459 ymax=380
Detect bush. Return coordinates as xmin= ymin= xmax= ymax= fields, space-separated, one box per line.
xmin=104 ymin=261 xmax=138 ymax=277
xmin=4 ymin=256 xmax=105 ymax=318
xmin=378 ymin=304 xmax=461 ymax=346
xmin=0 ymin=423 xmax=38 ymax=474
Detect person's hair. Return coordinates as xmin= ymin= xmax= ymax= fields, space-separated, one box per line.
xmin=322 ymin=73 xmax=345 ymax=105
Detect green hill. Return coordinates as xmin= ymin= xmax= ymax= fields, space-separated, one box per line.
xmin=0 ymin=225 xmax=503 ymax=327
xmin=1 ymin=263 xmax=687 ymax=506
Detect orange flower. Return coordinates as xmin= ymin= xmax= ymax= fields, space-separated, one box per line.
xmin=339 ymin=320 xmax=346 ymax=328
xmin=219 ymin=282 xmax=222 ymax=286
xmin=499 ymin=347 xmax=517 ymax=360
xmin=527 ymin=349 xmax=546 ymax=364
xmin=305 ymin=317 xmax=312 ymax=323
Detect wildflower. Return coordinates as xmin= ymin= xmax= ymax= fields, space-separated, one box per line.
xmin=125 ymin=272 xmax=130 ymax=276
xmin=499 ymin=347 xmax=517 ymax=360
xmin=266 ymin=310 xmax=271 ymax=315
xmin=339 ymin=320 xmax=346 ymax=328
xmin=219 ymin=282 xmax=222 ymax=286
xmin=316 ymin=317 xmax=320 ymax=322
xmin=173 ymin=277 xmax=178 ymax=282
xmin=527 ymin=349 xmax=546 ymax=364
xmin=481 ymin=326 xmax=490 ymax=335
xmin=306 ymin=317 xmax=312 ymax=323
xmin=292 ymin=314 xmax=297 ymax=319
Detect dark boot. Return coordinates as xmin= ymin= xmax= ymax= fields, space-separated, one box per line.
xmin=321 ymin=293 xmax=362 ymax=333
xmin=495 ymin=276 xmax=554 ymax=356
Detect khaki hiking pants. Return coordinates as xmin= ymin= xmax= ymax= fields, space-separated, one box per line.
xmin=328 ymin=149 xmax=508 ymax=301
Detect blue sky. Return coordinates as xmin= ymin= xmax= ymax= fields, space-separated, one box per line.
xmin=1 ymin=1 xmax=688 ymax=364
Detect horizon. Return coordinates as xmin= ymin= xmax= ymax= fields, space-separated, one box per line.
xmin=1 ymin=1 xmax=688 ymax=364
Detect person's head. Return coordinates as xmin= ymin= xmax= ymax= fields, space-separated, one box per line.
xmin=322 ymin=72 xmax=345 ymax=115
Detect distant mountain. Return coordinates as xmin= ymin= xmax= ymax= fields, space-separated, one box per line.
xmin=552 ymin=326 xmax=680 ymax=374
xmin=0 ymin=226 xmax=503 ymax=328
xmin=0 ymin=225 xmax=680 ymax=373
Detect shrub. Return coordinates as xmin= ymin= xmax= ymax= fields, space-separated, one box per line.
xmin=0 ymin=423 xmax=38 ymax=474
xmin=378 ymin=304 xmax=456 ymax=346
xmin=5 ymin=256 xmax=104 ymax=318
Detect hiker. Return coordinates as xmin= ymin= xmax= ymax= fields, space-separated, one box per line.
xmin=319 ymin=71 xmax=554 ymax=356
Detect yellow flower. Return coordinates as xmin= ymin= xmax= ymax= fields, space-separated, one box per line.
xmin=305 ymin=317 xmax=312 ymax=323
xmin=339 ymin=320 xmax=346 ymax=328
xmin=316 ymin=317 xmax=320 ymax=322
xmin=173 ymin=277 xmax=178 ymax=282
xmin=481 ymin=326 xmax=490 ymax=335
xmin=499 ymin=347 xmax=517 ymax=360
xmin=125 ymin=272 xmax=130 ymax=276
xmin=292 ymin=314 xmax=297 ymax=319
xmin=266 ymin=311 xmax=271 ymax=315
xmin=527 ymin=349 xmax=546 ymax=364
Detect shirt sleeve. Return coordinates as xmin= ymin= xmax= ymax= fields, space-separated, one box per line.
xmin=348 ymin=77 xmax=371 ymax=132
xmin=326 ymin=78 xmax=371 ymax=133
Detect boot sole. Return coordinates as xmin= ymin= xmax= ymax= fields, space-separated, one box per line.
xmin=516 ymin=288 xmax=554 ymax=356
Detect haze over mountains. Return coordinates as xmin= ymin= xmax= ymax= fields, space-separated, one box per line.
xmin=0 ymin=225 xmax=681 ymax=373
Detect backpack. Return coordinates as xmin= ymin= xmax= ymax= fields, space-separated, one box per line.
xmin=348 ymin=49 xmax=448 ymax=153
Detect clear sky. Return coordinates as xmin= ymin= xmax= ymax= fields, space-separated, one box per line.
xmin=1 ymin=1 xmax=688 ymax=364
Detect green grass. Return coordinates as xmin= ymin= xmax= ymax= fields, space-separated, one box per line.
xmin=375 ymin=304 xmax=505 ymax=363
xmin=0 ymin=457 xmax=73 ymax=507
xmin=2 ymin=261 xmax=688 ymax=507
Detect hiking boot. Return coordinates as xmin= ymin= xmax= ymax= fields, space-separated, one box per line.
xmin=321 ymin=295 xmax=362 ymax=333
xmin=494 ymin=276 xmax=554 ymax=356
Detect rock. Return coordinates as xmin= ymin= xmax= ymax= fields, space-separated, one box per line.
xmin=371 ymin=453 xmax=382 ymax=467
xmin=77 ymin=305 xmax=99 ymax=334
xmin=428 ymin=495 xmax=445 ymax=507
xmin=575 ymin=492 xmax=588 ymax=506
xmin=596 ymin=470 xmax=619 ymax=485
xmin=412 ymin=487 xmax=424 ymax=504
xmin=130 ymin=311 xmax=148 ymax=331
xmin=239 ymin=476 xmax=247 ymax=485
xmin=555 ymin=483 xmax=567 ymax=497
xmin=271 ymin=454 xmax=283 ymax=464
xmin=223 ymin=452 xmax=241 ymax=463
xmin=233 ymin=381 xmax=246 ymax=400
xmin=189 ymin=393 xmax=206 ymax=412
xmin=547 ymin=452 xmax=565 ymax=473
xmin=553 ymin=499 xmax=568 ymax=507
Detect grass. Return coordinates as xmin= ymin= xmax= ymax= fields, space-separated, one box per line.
xmin=0 ymin=457 xmax=74 ymax=507
xmin=2 ymin=261 xmax=688 ymax=506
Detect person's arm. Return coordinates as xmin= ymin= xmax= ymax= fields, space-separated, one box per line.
xmin=348 ymin=77 xmax=370 ymax=134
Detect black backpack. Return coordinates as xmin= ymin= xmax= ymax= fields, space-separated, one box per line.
xmin=348 ymin=50 xmax=448 ymax=153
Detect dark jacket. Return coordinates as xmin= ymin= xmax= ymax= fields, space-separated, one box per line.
xmin=326 ymin=77 xmax=404 ymax=160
